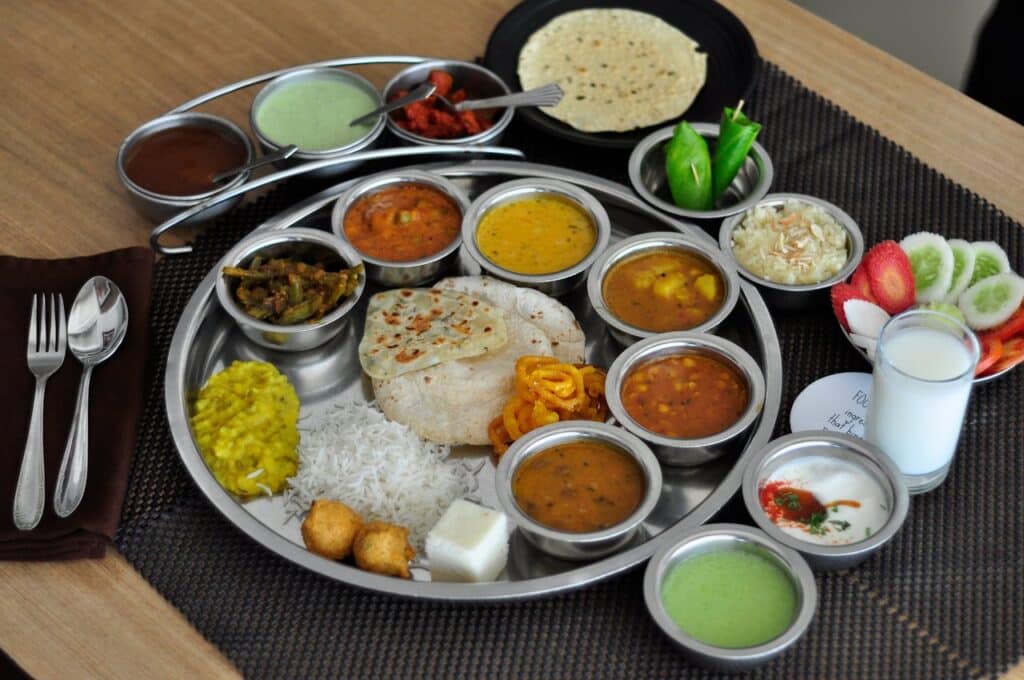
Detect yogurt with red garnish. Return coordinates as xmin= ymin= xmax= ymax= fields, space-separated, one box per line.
xmin=757 ymin=456 xmax=889 ymax=546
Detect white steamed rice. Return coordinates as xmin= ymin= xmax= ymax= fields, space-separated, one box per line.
xmin=286 ymin=401 xmax=474 ymax=551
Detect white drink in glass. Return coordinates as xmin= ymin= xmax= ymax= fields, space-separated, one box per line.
xmin=864 ymin=310 xmax=979 ymax=493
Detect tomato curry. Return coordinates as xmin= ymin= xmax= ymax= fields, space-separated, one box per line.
xmin=343 ymin=183 xmax=461 ymax=262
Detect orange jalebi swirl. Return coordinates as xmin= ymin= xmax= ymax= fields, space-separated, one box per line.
xmin=488 ymin=356 xmax=608 ymax=457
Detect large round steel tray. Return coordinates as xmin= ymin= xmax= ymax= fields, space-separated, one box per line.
xmin=165 ymin=160 xmax=783 ymax=600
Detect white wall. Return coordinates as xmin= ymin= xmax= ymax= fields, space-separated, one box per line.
xmin=792 ymin=0 xmax=996 ymax=89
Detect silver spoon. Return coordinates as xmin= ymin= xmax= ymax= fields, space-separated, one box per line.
xmin=436 ymin=83 xmax=563 ymax=112
xmin=212 ymin=145 xmax=298 ymax=184
xmin=348 ymin=81 xmax=436 ymax=127
xmin=53 ymin=276 xmax=129 ymax=518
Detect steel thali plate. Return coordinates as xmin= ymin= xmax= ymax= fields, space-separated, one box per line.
xmin=165 ymin=160 xmax=783 ymax=601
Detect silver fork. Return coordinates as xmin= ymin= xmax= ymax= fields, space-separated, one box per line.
xmin=13 ymin=293 xmax=66 ymax=531
xmin=437 ymin=83 xmax=564 ymax=112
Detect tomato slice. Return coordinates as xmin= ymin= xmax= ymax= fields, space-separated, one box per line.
xmin=981 ymin=304 xmax=1024 ymax=344
xmin=976 ymin=337 xmax=1004 ymax=376
xmin=990 ymin=337 xmax=1024 ymax=375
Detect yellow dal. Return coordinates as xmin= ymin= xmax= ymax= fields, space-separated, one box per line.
xmin=476 ymin=195 xmax=596 ymax=274
xmin=190 ymin=360 xmax=300 ymax=498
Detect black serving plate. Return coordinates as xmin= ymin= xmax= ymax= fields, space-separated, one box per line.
xmin=483 ymin=0 xmax=759 ymax=150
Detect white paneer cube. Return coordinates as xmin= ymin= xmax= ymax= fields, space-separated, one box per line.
xmin=426 ymin=499 xmax=509 ymax=583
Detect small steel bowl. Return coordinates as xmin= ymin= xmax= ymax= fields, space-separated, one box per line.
xmin=249 ymin=67 xmax=385 ymax=179
xmin=629 ymin=123 xmax=774 ymax=226
xmin=644 ymin=523 xmax=817 ymax=672
xmin=382 ymin=60 xmax=513 ymax=146
xmin=330 ymin=169 xmax=469 ymax=287
xmin=461 ymin=178 xmax=612 ymax=296
xmin=742 ymin=431 xmax=910 ymax=571
xmin=215 ymin=228 xmax=365 ymax=352
xmin=586 ymin=232 xmax=741 ymax=347
xmin=719 ymin=193 xmax=865 ymax=311
xmin=606 ymin=332 xmax=766 ymax=467
xmin=495 ymin=421 xmax=662 ymax=561
xmin=116 ymin=112 xmax=255 ymax=223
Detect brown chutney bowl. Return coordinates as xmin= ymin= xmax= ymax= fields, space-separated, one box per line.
xmin=116 ymin=112 xmax=254 ymax=224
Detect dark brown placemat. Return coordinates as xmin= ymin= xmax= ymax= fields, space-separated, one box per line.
xmin=115 ymin=62 xmax=1024 ymax=679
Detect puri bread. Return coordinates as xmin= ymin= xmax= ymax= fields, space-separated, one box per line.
xmin=371 ymin=277 xmax=585 ymax=445
xmin=433 ymin=276 xmax=584 ymax=363
xmin=358 ymin=288 xmax=507 ymax=380
xmin=373 ymin=304 xmax=553 ymax=445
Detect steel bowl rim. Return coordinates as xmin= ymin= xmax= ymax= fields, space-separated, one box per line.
xmin=718 ymin=192 xmax=865 ymax=293
xmin=329 ymin=168 xmax=471 ymax=269
xmin=116 ymin=112 xmax=255 ymax=203
xmin=214 ymin=227 xmax=366 ymax=335
xmin=494 ymin=421 xmax=663 ymax=547
xmin=643 ymin=522 xmax=818 ymax=664
xmin=605 ymin=332 xmax=766 ymax=450
xmin=382 ymin=59 xmax=514 ymax=146
xmin=249 ymin=66 xmax=386 ymax=158
xmin=461 ymin=178 xmax=612 ymax=285
xmin=629 ymin=122 xmax=775 ymax=220
xmin=741 ymin=432 xmax=909 ymax=561
xmin=586 ymin=231 xmax=742 ymax=342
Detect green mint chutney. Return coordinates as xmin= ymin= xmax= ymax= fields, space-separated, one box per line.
xmin=661 ymin=549 xmax=797 ymax=648
xmin=255 ymin=77 xmax=376 ymax=152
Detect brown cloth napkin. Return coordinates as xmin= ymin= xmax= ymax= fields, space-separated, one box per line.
xmin=0 ymin=247 xmax=154 ymax=560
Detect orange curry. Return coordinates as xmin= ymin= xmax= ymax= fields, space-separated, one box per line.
xmin=343 ymin=183 xmax=461 ymax=262
xmin=622 ymin=354 xmax=748 ymax=439
xmin=512 ymin=441 xmax=645 ymax=533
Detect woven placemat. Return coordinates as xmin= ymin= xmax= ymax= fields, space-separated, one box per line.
xmin=115 ymin=62 xmax=1024 ymax=679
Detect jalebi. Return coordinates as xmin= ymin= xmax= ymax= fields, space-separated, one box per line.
xmin=488 ymin=356 xmax=608 ymax=456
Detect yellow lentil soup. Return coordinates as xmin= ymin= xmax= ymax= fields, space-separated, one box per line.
xmin=476 ymin=195 xmax=597 ymax=275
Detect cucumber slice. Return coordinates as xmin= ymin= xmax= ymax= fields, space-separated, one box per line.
xmin=900 ymin=232 xmax=954 ymax=303
xmin=919 ymin=302 xmax=968 ymax=331
xmin=968 ymin=241 xmax=1010 ymax=286
xmin=943 ymin=239 xmax=976 ymax=303
xmin=919 ymin=301 xmax=966 ymax=325
xmin=957 ymin=273 xmax=1024 ymax=330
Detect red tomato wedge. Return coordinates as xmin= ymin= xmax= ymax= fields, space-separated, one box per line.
xmin=976 ymin=337 xmax=1003 ymax=376
xmin=990 ymin=337 xmax=1024 ymax=375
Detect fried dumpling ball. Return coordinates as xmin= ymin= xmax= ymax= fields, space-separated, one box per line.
xmin=300 ymin=499 xmax=364 ymax=560
xmin=353 ymin=520 xmax=416 ymax=579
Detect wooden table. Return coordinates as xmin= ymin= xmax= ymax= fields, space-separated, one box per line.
xmin=2 ymin=1 xmax=1021 ymax=677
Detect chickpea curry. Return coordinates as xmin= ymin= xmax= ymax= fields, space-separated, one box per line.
xmin=622 ymin=353 xmax=748 ymax=439
xmin=602 ymin=249 xmax=724 ymax=332
xmin=343 ymin=183 xmax=461 ymax=262
xmin=512 ymin=441 xmax=645 ymax=533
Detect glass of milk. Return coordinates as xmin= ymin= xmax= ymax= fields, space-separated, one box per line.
xmin=864 ymin=309 xmax=980 ymax=494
